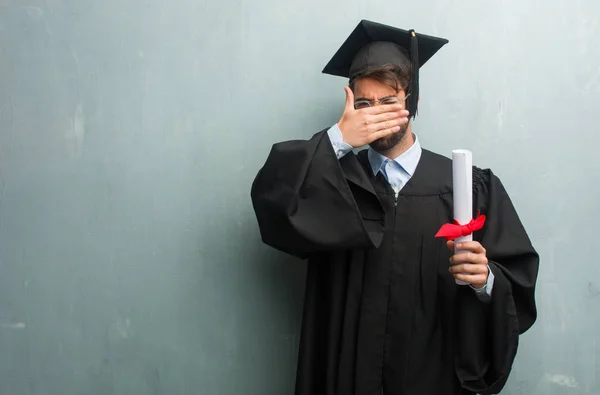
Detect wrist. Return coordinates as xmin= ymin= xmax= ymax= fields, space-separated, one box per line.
xmin=336 ymin=121 xmax=355 ymax=148
xmin=337 ymin=119 xmax=346 ymax=137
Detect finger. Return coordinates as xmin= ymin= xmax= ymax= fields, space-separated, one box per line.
xmin=344 ymin=86 xmax=355 ymax=111
xmin=453 ymin=273 xmax=487 ymax=285
xmin=446 ymin=240 xmax=455 ymax=252
xmin=455 ymin=241 xmax=486 ymax=254
xmin=362 ymin=103 xmax=404 ymax=115
xmin=367 ymin=125 xmax=403 ymax=143
xmin=365 ymin=126 xmax=400 ymax=144
xmin=450 ymin=251 xmax=488 ymax=265
xmin=369 ymin=116 xmax=409 ymax=134
xmin=449 ymin=263 xmax=488 ymax=275
xmin=368 ymin=110 xmax=411 ymax=124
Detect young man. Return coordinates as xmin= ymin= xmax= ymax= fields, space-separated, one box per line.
xmin=250 ymin=20 xmax=539 ymax=395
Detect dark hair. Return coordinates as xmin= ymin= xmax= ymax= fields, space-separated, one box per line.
xmin=349 ymin=63 xmax=412 ymax=93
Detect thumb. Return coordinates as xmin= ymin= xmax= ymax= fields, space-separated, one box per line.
xmin=344 ymin=86 xmax=355 ymax=111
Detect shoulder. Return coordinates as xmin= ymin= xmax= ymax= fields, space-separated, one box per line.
xmin=270 ymin=128 xmax=330 ymax=146
xmin=473 ymin=166 xmax=492 ymax=189
xmin=423 ymin=147 xmax=497 ymax=187
xmin=423 ymin=148 xmax=502 ymax=194
xmin=473 ymin=166 xmax=507 ymax=190
xmin=472 ymin=166 xmax=514 ymax=206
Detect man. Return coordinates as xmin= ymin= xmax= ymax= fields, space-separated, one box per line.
xmin=250 ymin=20 xmax=539 ymax=395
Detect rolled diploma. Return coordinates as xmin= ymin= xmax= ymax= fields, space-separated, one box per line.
xmin=452 ymin=149 xmax=472 ymax=286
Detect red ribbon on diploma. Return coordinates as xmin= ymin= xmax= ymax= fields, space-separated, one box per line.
xmin=435 ymin=215 xmax=486 ymax=241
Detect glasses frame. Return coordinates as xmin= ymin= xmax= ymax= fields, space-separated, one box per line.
xmin=353 ymin=93 xmax=411 ymax=110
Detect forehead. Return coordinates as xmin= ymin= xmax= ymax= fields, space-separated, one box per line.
xmin=353 ymin=77 xmax=402 ymax=98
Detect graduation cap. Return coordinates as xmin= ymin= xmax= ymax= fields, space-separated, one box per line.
xmin=322 ymin=20 xmax=449 ymax=118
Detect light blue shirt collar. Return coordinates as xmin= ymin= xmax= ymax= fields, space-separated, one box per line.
xmin=367 ymin=134 xmax=422 ymax=177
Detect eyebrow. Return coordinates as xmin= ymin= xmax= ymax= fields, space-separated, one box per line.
xmin=354 ymin=95 xmax=398 ymax=101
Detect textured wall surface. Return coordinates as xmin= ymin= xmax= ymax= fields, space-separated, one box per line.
xmin=0 ymin=0 xmax=598 ymax=393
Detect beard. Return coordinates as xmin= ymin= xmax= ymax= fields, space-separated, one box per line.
xmin=369 ymin=121 xmax=410 ymax=153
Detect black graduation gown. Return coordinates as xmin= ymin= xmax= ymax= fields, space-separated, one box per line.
xmin=250 ymin=129 xmax=539 ymax=395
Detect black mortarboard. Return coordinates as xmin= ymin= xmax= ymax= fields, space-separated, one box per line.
xmin=322 ymin=20 xmax=449 ymax=118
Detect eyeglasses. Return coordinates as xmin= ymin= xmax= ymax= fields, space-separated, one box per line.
xmin=354 ymin=93 xmax=411 ymax=110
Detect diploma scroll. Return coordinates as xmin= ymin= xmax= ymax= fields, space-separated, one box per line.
xmin=452 ymin=149 xmax=472 ymax=286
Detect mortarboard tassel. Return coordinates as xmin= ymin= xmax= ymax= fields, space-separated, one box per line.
xmin=409 ymin=30 xmax=419 ymax=118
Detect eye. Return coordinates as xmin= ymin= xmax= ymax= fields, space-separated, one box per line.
xmin=382 ymin=98 xmax=399 ymax=105
xmin=354 ymin=101 xmax=371 ymax=109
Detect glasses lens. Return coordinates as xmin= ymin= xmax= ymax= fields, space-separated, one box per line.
xmin=354 ymin=101 xmax=371 ymax=109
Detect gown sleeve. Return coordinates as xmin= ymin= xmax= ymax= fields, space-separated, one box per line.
xmin=455 ymin=167 xmax=539 ymax=395
xmin=250 ymin=129 xmax=385 ymax=258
